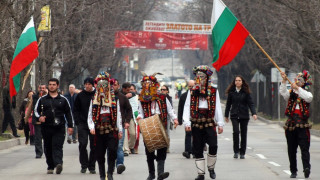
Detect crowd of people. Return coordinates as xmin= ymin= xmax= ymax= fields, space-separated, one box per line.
xmin=1 ymin=65 xmax=313 ymax=179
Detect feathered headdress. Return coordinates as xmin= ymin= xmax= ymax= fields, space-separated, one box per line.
xmin=297 ymin=70 xmax=312 ymax=90
xmin=139 ymin=72 xmax=163 ymax=102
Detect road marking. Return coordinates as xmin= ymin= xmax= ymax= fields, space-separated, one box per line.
xmin=268 ymin=161 xmax=281 ymax=167
xmin=283 ymin=170 xmax=291 ymax=175
xmin=224 ymin=138 xmax=230 ymax=141
xmin=256 ymin=154 xmax=267 ymax=159
xmin=247 ymin=147 xmax=252 ymax=150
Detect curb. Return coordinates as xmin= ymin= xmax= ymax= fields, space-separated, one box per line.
xmin=0 ymin=133 xmax=25 ymax=151
xmin=257 ymin=117 xmax=320 ymax=137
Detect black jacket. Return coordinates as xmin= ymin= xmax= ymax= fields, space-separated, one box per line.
xmin=2 ymin=87 xmax=16 ymax=111
xmin=34 ymin=93 xmax=74 ymax=128
xmin=178 ymin=91 xmax=188 ymax=125
xmin=225 ymin=89 xmax=256 ymax=120
xmin=73 ymin=89 xmax=95 ymax=126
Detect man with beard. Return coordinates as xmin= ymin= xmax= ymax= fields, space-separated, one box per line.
xmin=87 ymin=72 xmax=123 ymax=180
xmin=73 ymin=77 xmax=96 ymax=174
xmin=34 ymin=78 xmax=74 ymax=174
xmin=183 ymin=65 xmax=224 ymax=180
xmin=136 ymin=72 xmax=178 ymax=180
xmin=280 ymin=71 xmax=313 ymax=178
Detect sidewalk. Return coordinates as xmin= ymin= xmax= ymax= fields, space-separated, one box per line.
xmin=0 ymin=133 xmax=25 ymax=150
xmin=258 ymin=116 xmax=320 ymax=137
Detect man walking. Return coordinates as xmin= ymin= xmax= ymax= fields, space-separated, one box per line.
xmin=2 ymin=85 xmax=19 ymax=137
xmin=73 ymin=77 xmax=96 ymax=174
xmin=65 ymin=84 xmax=78 ymax=144
xmin=34 ymin=78 xmax=74 ymax=174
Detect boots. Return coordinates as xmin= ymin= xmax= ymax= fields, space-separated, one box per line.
xmin=146 ymin=160 xmax=155 ymax=180
xmin=195 ymin=158 xmax=205 ymax=180
xmin=30 ymin=135 xmax=35 ymax=145
xmin=157 ymin=160 xmax=169 ymax=180
xmin=207 ymin=154 xmax=217 ymax=179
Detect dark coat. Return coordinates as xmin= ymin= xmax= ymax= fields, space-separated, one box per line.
xmin=64 ymin=93 xmax=78 ymax=111
xmin=178 ymin=91 xmax=188 ymax=125
xmin=2 ymin=87 xmax=16 ymax=111
xmin=73 ymin=89 xmax=95 ymax=126
xmin=115 ymin=91 xmax=132 ymax=126
xmin=225 ymin=89 xmax=256 ymax=120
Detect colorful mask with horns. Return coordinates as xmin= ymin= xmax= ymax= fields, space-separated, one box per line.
xmin=192 ymin=65 xmax=213 ymax=96
xmin=93 ymin=71 xmax=113 ymax=107
xmin=139 ymin=72 xmax=162 ymax=102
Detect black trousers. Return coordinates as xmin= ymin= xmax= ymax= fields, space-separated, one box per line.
xmin=23 ymin=120 xmax=30 ymax=142
xmin=145 ymin=145 xmax=167 ymax=173
xmin=41 ymin=125 xmax=66 ymax=170
xmin=285 ymin=128 xmax=311 ymax=173
xmin=231 ymin=118 xmax=249 ymax=155
xmin=34 ymin=124 xmax=43 ymax=157
xmin=96 ymin=133 xmax=118 ymax=178
xmin=78 ymin=124 xmax=96 ymax=170
xmin=185 ymin=130 xmax=193 ymax=153
xmin=1 ymin=111 xmax=18 ymax=136
xmin=192 ymin=126 xmax=217 ymax=158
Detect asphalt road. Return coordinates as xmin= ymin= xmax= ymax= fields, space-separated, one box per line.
xmin=0 ymin=91 xmax=319 ymax=180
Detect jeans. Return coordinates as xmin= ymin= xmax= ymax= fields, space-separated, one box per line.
xmin=116 ymin=130 xmax=125 ymax=167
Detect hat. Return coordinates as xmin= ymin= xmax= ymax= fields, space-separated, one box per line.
xmin=84 ymin=77 xmax=94 ymax=86
xmin=193 ymin=65 xmax=213 ymax=76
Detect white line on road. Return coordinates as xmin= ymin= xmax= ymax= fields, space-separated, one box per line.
xmin=268 ymin=161 xmax=281 ymax=167
xmin=283 ymin=170 xmax=291 ymax=175
xmin=256 ymin=154 xmax=267 ymax=159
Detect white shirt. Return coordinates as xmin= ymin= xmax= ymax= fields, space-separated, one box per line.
xmin=137 ymin=98 xmax=177 ymax=121
xmin=87 ymin=99 xmax=123 ymax=132
xmin=280 ymin=82 xmax=313 ymax=109
xmin=183 ymin=90 xmax=224 ymax=127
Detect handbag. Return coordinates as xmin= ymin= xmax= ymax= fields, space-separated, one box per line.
xmin=17 ymin=117 xmax=24 ymax=130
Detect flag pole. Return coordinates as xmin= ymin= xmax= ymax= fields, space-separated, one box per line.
xmin=21 ymin=37 xmax=43 ymax=90
xmin=248 ymin=33 xmax=292 ymax=84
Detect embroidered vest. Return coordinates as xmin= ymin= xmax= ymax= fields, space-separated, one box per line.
xmin=190 ymin=87 xmax=216 ymax=129
xmin=92 ymin=101 xmax=118 ymax=134
xmin=284 ymin=90 xmax=311 ymax=130
xmin=140 ymin=95 xmax=168 ymax=128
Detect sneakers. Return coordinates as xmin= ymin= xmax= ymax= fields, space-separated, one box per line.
xmin=240 ymin=154 xmax=245 ymax=159
xmin=73 ymin=140 xmax=77 ymax=144
xmin=304 ymin=168 xmax=310 ymax=178
xmin=124 ymin=152 xmax=129 ymax=156
xmin=56 ymin=164 xmax=63 ymax=174
xmin=290 ymin=172 xmax=297 ymax=178
xmin=89 ymin=170 xmax=96 ymax=174
xmin=117 ymin=164 xmax=126 ymax=174
xmin=182 ymin=152 xmax=191 ymax=159
xmin=67 ymin=139 xmax=71 ymax=144
xmin=47 ymin=169 xmax=54 ymax=174
xmin=80 ymin=168 xmax=86 ymax=173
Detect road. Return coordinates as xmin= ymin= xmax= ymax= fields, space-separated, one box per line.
xmin=0 ymin=90 xmax=319 ymax=180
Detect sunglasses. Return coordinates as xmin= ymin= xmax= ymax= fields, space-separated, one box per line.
xmin=160 ymin=89 xmax=167 ymax=91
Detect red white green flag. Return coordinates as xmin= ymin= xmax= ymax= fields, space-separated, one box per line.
xmin=9 ymin=17 xmax=39 ymax=97
xmin=211 ymin=0 xmax=249 ymax=71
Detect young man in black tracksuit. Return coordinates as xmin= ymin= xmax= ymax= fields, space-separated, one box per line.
xmin=34 ymin=78 xmax=74 ymax=174
xmin=73 ymin=77 xmax=97 ymax=174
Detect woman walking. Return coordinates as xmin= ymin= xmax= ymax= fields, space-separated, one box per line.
xmin=20 ymin=90 xmax=35 ymax=145
xmin=224 ymin=76 xmax=257 ymax=159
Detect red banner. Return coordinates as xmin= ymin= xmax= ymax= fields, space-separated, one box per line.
xmin=115 ymin=31 xmax=208 ymax=50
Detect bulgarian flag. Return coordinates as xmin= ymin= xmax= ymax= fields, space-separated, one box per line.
xmin=9 ymin=17 xmax=39 ymax=97
xmin=211 ymin=0 xmax=249 ymax=71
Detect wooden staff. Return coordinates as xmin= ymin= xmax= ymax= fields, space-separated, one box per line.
xmin=248 ymin=34 xmax=292 ymax=84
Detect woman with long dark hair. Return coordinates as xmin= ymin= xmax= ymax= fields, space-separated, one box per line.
xmin=224 ymin=76 xmax=257 ymax=159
